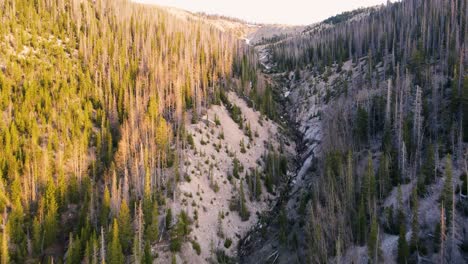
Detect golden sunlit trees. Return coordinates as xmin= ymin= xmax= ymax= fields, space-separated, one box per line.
xmin=0 ymin=0 xmax=244 ymax=260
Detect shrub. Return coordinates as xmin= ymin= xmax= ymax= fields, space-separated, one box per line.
xmin=191 ymin=240 xmax=201 ymax=255
xmin=224 ymin=238 xmax=232 ymax=249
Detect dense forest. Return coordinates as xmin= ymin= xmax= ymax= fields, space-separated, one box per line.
xmin=0 ymin=0 xmax=280 ymax=263
xmin=0 ymin=0 xmax=467 ymax=263
xmin=241 ymin=0 xmax=467 ymax=263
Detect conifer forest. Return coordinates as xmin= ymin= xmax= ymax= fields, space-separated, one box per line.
xmin=0 ymin=0 xmax=466 ymax=263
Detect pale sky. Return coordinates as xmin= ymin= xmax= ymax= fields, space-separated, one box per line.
xmin=133 ymin=0 xmax=391 ymax=25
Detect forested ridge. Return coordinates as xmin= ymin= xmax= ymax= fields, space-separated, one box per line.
xmin=0 ymin=0 xmax=467 ymax=263
xmin=239 ymin=0 xmax=468 ymax=263
xmin=0 ymin=0 xmax=276 ymax=263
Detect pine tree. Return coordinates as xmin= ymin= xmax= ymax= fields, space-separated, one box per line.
xmin=254 ymin=169 xmax=262 ymax=200
xmin=146 ymin=200 xmax=159 ymax=242
xmin=462 ymin=75 xmax=468 ymax=142
xmin=101 ymin=186 xmax=111 ymax=227
xmin=357 ymin=197 xmax=367 ymax=245
xmin=132 ymin=233 xmax=140 ymax=263
xmin=32 ymin=216 xmax=42 ymax=254
xmin=0 ymin=227 xmax=8 ymax=264
xmin=363 ymin=153 xmax=376 ymax=214
xmin=441 ymin=155 xmax=453 ymax=224
xmin=143 ymin=190 xmax=153 ymax=229
xmin=143 ymin=241 xmax=153 ymax=264
xmin=368 ymin=216 xmax=379 ymax=264
xmin=118 ymin=201 xmax=131 ymax=253
xmin=356 ymin=106 xmax=369 ymax=144
xmin=84 ymin=238 xmax=92 ymax=264
xmin=410 ymin=188 xmax=419 ymax=253
xmin=423 ymin=144 xmax=435 ymax=185
xmin=66 ymin=233 xmax=81 ymax=264
xmin=396 ymin=185 xmax=405 ymax=230
xmin=232 ymin=157 xmax=240 ymax=179
xmin=8 ymin=189 xmax=25 ymax=259
xmin=170 ymin=211 xmax=191 ymax=252
xmin=397 ymin=223 xmax=409 ymax=264
xmin=217 ymin=212 xmax=224 ymax=239
xmin=84 ymin=234 xmax=98 ymax=264
xmin=239 ymin=180 xmax=250 ymax=221
xmin=377 ymin=153 xmax=390 ymax=200
xmin=44 ymin=180 xmax=58 ymax=247
xmin=107 ymin=219 xmax=124 ymax=264
xmin=345 ymin=151 xmax=354 ymax=209
xmin=166 ymin=208 xmax=173 ymax=230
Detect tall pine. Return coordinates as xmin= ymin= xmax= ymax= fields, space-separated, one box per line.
xmin=410 ymin=188 xmax=419 ymax=253
xmin=441 ymin=155 xmax=453 ymax=224
xmin=107 ymin=219 xmax=124 ymax=264
xmin=118 ymin=201 xmax=132 ymax=253
xmin=0 ymin=226 xmax=8 ymax=264
xmin=146 ymin=200 xmax=159 ymax=242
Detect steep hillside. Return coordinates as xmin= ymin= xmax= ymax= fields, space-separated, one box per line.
xmin=0 ymin=0 xmax=295 ymax=263
xmin=0 ymin=0 xmax=466 ymax=263
xmin=241 ymin=0 xmax=467 ymax=263
xmin=160 ymin=91 xmax=294 ymax=263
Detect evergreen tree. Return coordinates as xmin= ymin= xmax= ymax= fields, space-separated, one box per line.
xmin=9 ymin=177 xmax=25 ymax=247
xmin=66 ymin=233 xmax=81 ymax=264
xmin=357 ymin=197 xmax=367 ymax=245
xmin=146 ymin=201 xmax=159 ymax=242
xmin=32 ymin=216 xmax=42 ymax=254
xmin=118 ymin=201 xmax=132 ymax=253
xmin=0 ymin=227 xmax=8 ymax=264
xmin=368 ymin=216 xmax=379 ymax=264
xmin=107 ymin=219 xmax=124 ymax=264
xmin=377 ymin=154 xmax=390 ymax=200
xmin=416 ymin=172 xmax=427 ymax=198
xmin=166 ymin=208 xmax=173 ymax=230
xmin=254 ymin=169 xmax=262 ymax=200
xmin=422 ymin=144 xmax=435 ymax=185
xmin=132 ymin=234 xmax=140 ymax=263
xmin=441 ymin=155 xmax=453 ymax=224
xmin=410 ymin=188 xmax=419 ymax=253
xmin=101 ymin=186 xmax=111 ymax=227
xmin=396 ymin=185 xmax=405 ymax=229
xmin=170 ymin=211 xmax=191 ymax=252
xmin=363 ymin=153 xmax=376 ymax=214
xmin=397 ymin=224 xmax=409 ymax=264
xmin=232 ymin=157 xmax=240 ymax=179
xmin=462 ymin=75 xmax=468 ymax=142
xmin=356 ymin=106 xmax=369 ymax=144
xmin=239 ymin=180 xmax=250 ymax=221
xmin=143 ymin=242 xmax=153 ymax=264
xmin=44 ymin=180 xmax=58 ymax=247
xmin=143 ymin=174 xmax=153 ymax=226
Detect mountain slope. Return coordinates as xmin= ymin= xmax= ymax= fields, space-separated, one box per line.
xmin=0 ymin=0 xmax=467 ymax=263
xmin=0 ymin=0 xmax=292 ymax=263
xmin=240 ymin=0 xmax=467 ymax=263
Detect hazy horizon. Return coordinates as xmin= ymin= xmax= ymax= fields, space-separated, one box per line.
xmin=133 ymin=0 xmax=392 ymax=25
